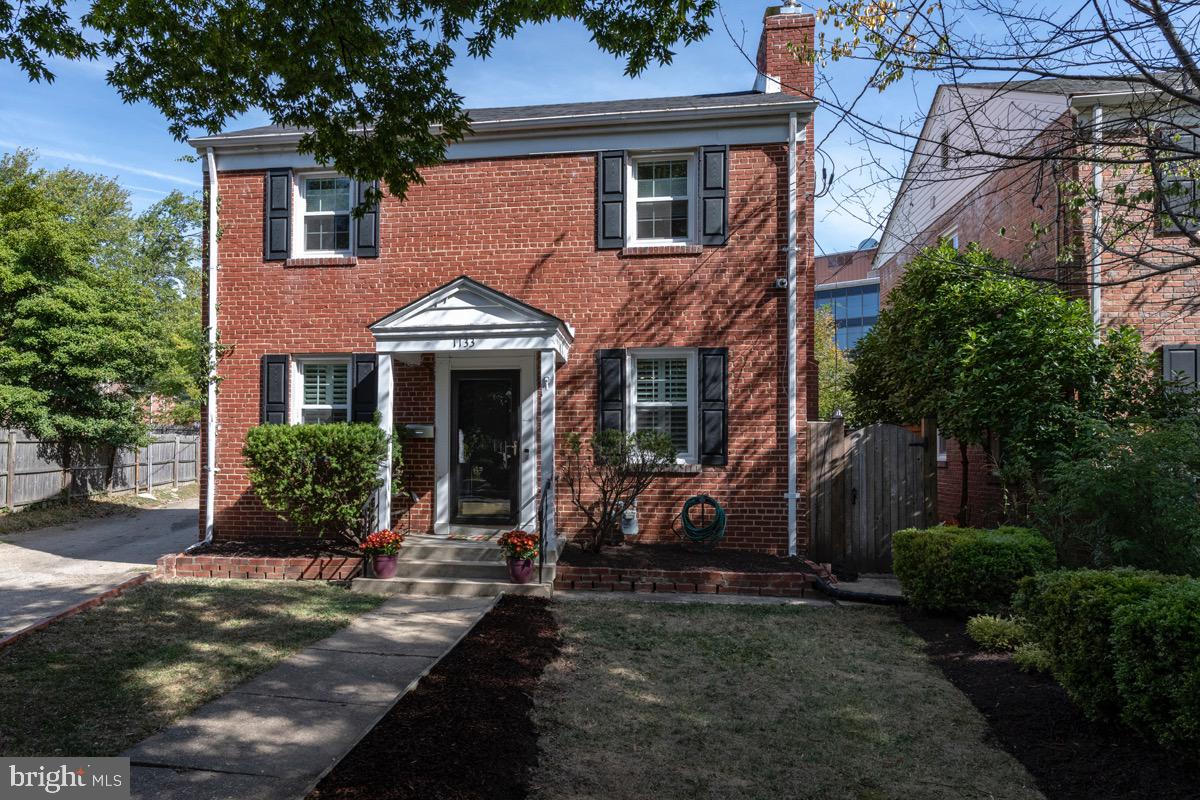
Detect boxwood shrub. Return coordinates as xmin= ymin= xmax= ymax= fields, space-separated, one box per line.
xmin=1111 ymin=581 xmax=1200 ymax=749
xmin=1014 ymin=568 xmax=1183 ymax=720
xmin=243 ymin=422 xmax=395 ymax=545
xmin=892 ymin=526 xmax=1055 ymax=613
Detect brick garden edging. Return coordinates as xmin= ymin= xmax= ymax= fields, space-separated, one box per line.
xmin=553 ymin=565 xmax=813 ymax=597
xmin=155 ymin=553 xmax=363 ymax=581
xmin=0 ymin=573 xmax=151 ymax=653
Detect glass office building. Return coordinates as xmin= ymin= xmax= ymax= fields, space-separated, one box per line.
xmin=815 ymin=279 xmax=880 ymax=351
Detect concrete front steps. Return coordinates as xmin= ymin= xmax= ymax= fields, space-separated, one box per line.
xmin=350 ymin=535 xmax=555 ymax=598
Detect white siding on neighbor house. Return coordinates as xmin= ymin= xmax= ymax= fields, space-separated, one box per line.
xmin=874 ymin=86 xmax=1071 ymax=271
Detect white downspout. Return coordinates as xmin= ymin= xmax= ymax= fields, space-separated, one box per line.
xmin=190 ymin=147 xmax=219 ymax=551
xmin=786 ymin=111 xmax=799 ymax=557
xmin=1090 ymin=105 xmax=1103 ymax=335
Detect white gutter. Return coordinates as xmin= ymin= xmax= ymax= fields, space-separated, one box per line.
xmin=786 ymin=111 xmax=799 ymax=558
xmin=189 ymin=147 xmax=219 ymax=552
xmin=1090 ymin=105 xmax=1103 ymax=335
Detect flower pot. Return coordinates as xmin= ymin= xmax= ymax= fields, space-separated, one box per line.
xmin=507 ymin=557 xmax=535 ymax=584
xmin=371 ymin=554 xmax=399 ymax=579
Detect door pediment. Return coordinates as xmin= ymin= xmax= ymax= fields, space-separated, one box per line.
xmin=369 ymin=276 xmax=574 ymax=361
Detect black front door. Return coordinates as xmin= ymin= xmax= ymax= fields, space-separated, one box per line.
xmin=450 ymin=370 xmax=520 ymax=526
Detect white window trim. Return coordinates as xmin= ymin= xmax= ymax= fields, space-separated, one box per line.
xmin=941 ymin=227 xmax=960 ymax=250
xmin=293 ymin=172 xmax=355 ymax=258
xmin=291 ymin=356 xmax=352 ymax=424
xmin=626 ymin=347 xmax=698 ymax=464
xmin=625 ymin=152 xmax=697 ymax=247
xmin=936 ymin=429 xmax=948 ymax=462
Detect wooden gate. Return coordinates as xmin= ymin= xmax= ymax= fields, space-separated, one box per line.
xmin=808 ymin=419 xmax=937 ymax=572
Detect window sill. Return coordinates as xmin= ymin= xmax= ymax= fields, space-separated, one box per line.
xmin=285 ymin=256 xmax=358 ymax=268
xmin=655 ymin=463 xmax=703 ymax=475
xmin=620 ymin=244 xmax=704 ymax=257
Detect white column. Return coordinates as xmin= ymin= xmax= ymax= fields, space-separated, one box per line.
xmin=376 ymin=353 xmax=394 ymax=531
xmin=539 ymin=350 xmax=557 ymax=547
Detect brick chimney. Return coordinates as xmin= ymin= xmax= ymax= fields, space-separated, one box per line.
xmin=756 ymin=3 xmax=816 ymax=98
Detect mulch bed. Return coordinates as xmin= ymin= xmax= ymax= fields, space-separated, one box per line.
xmin=308 ymin=596 xmax=560 ymax=800
xmin=560 ymin=541 xmax=812 ymax=573
xmin=903 ymin=610 xmax=1200 ymax=800
xmin=192 ymin=538 xmax=360 ymax=558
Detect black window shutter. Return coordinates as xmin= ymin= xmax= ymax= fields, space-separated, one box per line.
xmin=355 ymin=180 xmax=381 ymax=258
xmin=261 ymin=354 xmax=290 ymax=424
xmin=596 ymin=349 xmax=626 ymax=433
xmin=596 ymin=151 xmax=625 ymax=249
xmin=351 ymin=354 xmax=378 ymax=422
xmin=698 ymin=347 xmax=728 ymax=465
xmin=264 ymin=169 xmax=292 ymax=261
xmin=699 ymin=146 xmax=728 ymax=246
xmin=1163 ymin=345 xmax=1200 ymax=391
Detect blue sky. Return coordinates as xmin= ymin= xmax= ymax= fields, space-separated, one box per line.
xmin=0 ymin=1 xmax=925 ymax=254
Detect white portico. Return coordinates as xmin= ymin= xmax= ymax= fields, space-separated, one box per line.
xmin=369 ymin=276 xmax=573 ymax=541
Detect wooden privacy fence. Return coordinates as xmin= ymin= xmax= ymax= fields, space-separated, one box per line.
xmin=0 ymin=428 xmax=199 ymax=510
xmin=808 ymin=419 xmax=938 ymax=572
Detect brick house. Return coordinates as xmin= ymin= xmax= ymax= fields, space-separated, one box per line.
xmin=872 ymin=77 xmax=1199 ymax=523
xmin=189 ymin=6 xmax=819 ymax=558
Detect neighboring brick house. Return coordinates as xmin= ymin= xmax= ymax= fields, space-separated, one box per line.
xmin=815 ymin=239 xmax=879 ymax=350
xmin=873 ymin=76 xmax=1199 ymax=524
xmin=189 ymin=6 xmax=819 ymax=557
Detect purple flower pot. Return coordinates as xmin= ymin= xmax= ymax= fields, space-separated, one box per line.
xmin=372 ymin=554 xmax=399 ymax=579
xmin=507 ymin=557 xmax=535 ymax=584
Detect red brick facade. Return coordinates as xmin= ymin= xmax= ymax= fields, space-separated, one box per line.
xmin=553 ymin=564 xmax=813 ymax=596
xmin=156 ymin=554 xmax=363 ymax=581
xmin=199 ymin=11 xmax=818 ymax=555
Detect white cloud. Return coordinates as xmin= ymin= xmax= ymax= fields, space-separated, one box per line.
xmin=0 ymin=139 xmax=201 ymax=187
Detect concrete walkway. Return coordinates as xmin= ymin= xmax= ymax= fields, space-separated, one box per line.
xmin=125 ymin=594 xmax=497 ymax=800
xmin=0 ymin=497 xmax=198 ymax=636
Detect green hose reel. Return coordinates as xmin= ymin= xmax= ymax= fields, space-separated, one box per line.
xmin=680 ymin=494 xmax=726 ymax=547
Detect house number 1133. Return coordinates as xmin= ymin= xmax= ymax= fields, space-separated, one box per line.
xmin=453 ymin=337 xmax=477 ymax=349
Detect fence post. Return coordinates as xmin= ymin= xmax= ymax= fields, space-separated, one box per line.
xmin=921 ymin=417 xmax=939 ymax=527
xmin=829 ymin=417 xmax=847 ymax=563
xmin=172 ymin=434 xmax=180 ymax=488
xmin=5 ymin=432 xmax=14 ymax=511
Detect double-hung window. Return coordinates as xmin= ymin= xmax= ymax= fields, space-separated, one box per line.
xmin=300 ymin=176 xmax=352 ymax=255
xmin=629 ymin=155 xmax=693 ymax=245
xmin=628 ymin=348 xmax=697 ymax=463
xmin=295 ymin=359 xmax=350 ymax=423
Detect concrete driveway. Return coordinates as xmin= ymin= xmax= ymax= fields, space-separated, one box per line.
xmin=0 ymin=498 xmax=199 ymax=637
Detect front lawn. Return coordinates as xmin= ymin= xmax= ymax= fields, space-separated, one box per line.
xmin=533 ymin=599 xmax=1043 ymax=800
xmin=0 ymin=579 xmax=384 ymax=756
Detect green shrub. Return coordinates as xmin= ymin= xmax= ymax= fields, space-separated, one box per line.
xmin=1014 ymin=568 xmax=1182 ymax=719
xmin=1032 ymin=416 xmax=1200 ymax=576
xmin=1111 ymin=580 xmax=1200 ymax=749
xmin=243 ymin=422 xmax=396 ymax=545
xmin=892 ymin=526 xmax=1055 ymax=613
xmin=966 ymin=614 xmax=1027 ymax=651
xmin=1012 ymin=643 xmax=1052 ymax=673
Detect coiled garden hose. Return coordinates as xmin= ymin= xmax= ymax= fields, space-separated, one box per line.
xmin=680 ymin=494 xmax=727 ymax=546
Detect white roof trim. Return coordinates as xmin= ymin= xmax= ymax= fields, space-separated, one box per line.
xmin=369 ymin=276 xmax=575 ymax=363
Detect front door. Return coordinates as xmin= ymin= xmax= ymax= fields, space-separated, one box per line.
xmin=450 ymin=370 xmax=520 ymax=526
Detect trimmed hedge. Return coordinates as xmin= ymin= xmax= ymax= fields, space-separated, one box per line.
xmin=893 ymin=526 xmax=1055 ymax=613
xmin=1112 ymin=581 xmax=1200 ymax=749
xmin=1013 ymin=569 xmax=1182 ymax=720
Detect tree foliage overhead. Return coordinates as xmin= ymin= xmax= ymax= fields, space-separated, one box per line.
xmin=2 ymin=0 xmax=717 ymax=200
xmin=850 ymin=242 xmax=1169 ymax=520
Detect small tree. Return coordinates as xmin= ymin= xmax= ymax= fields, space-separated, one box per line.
xmin=851 ymin=242 xmax=1164 ymax=522
xmin=815 ymin=306 xmax=856 ymax=420
xmin=243 ymin=422 xmax=397 ymax=545
xmin=560 ymin=429 xmax=677 ymax=553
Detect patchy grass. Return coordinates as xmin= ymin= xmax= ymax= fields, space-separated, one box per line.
xmin=0 ymin=483 xmax=199 ymax=537
xmin=533 ymin=600 xmax=1044 ymax=800
xmin=0 ymin=579 xmax=384 ymax=756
